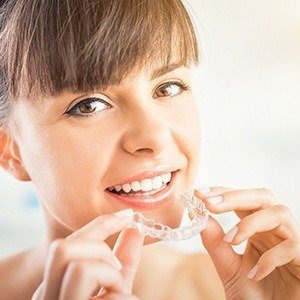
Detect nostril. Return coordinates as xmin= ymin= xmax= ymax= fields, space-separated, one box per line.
xmin=136 ymin=148 xmax=153 ymax=154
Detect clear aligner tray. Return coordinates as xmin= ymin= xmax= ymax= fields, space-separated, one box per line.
xmin=128 ymin=188 xmax=209 ymax=241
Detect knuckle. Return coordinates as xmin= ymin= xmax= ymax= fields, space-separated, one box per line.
xmin=259 ymin=188 xmax=275 ymax=200
xmin=222 ymin=190 xmax=233 ymax=198
xmin=67 ymin=261 xmax=87 ymax=277
xmin=236 ymin=221 xmax=253 ymax=238
xmin=289 ymin=239 xmax=300 ymax=252
xmin=100 ymin=218 xmax=111 ymax=232
xmin=50 ymin=238 xmax=70 ymax=260
xmin=259 ymin=252 xmax=273 ymax=267
xmin=275 ymin=204 xmax=290 ymax=216
xmin=236 ymin=222 xmax=247 ymax=234
xmin=223 ymin=189 xmax=239 ymax=200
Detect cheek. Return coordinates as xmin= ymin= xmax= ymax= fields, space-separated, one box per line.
xmin=20 ymin=120 xmax=117 ymax=229
xmin=16 ymin=95 xmax=201 ymax=230
xmin=172 ymin=97 xmax=201 ymax=186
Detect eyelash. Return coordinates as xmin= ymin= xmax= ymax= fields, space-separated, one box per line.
xmin=65 ymin=80 xmax=191 ymax=119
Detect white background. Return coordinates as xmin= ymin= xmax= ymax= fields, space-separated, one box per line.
xmin=1 ymin=0 xmax=300 ymax=258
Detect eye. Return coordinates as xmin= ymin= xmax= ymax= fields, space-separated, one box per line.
xmin=66 ymin=97 xmax=111 ymax=118
xmin=154 ymin=80 xmax=191 ymax=98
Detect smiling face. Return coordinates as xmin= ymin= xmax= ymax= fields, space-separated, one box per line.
xmin=10 ymin=61 xmax=201 ymax=244
xmin=0 ymin=0 xmax=201 ymax=245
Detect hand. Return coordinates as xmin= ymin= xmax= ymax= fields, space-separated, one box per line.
xmin=32 ymin=209 xmax=144 ymax=300
xmin=195 ymin=186 xmax=300 ymax=300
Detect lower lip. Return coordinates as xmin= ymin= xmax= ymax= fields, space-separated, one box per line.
xmin=105 ymin=171 xmax=179 ymax=210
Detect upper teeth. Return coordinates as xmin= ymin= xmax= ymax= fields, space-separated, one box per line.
xmin=108 ymin=172 xmax=172 ymax=193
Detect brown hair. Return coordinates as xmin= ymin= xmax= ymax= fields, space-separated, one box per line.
xmin=0 ymin=0 xmax=200 ymax=131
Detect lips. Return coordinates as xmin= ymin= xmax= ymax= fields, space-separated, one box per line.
xmin=105 ymin=170 xmax=179 ymax=210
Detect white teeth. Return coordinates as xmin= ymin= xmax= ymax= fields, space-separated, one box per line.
xmin=114 ymin=185 xmax=122 ymax=192
xmin=109 ymin=172 xmax=172 ymax=193
xmin=152 ymin=176 xmax=163 ymax=189
xmin=140 ymin=178 xmax=152 ymax=192
xmin=131 ymin=181 xmax=141 ymax=192
xmin=161 ymin=173 xmax=171 ymax=184
xmin=122 ymin=183 xmax=131 ymax=193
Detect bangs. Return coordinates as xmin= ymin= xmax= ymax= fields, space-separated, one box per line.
xmin=1 ymin=0 xmax=200 ymax=101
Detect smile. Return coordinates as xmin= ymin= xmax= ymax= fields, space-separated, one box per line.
xmin=105 ymin=170 xmax=179 ymax=210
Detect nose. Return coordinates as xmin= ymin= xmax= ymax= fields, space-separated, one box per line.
xmin=120 ymin=105 xmax=173 ymax=157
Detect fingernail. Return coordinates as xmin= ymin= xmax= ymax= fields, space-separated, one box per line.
xmin=113 ymin=255 xmax=123 ymax=270
xmin=247 ymin=265 xmax=259 ymax=280
xmin=223 ymin=226 xmax=238 ymax=243
xmin=207 ymin=196 xmax=222 ymax=205
xmin=114 ymin=208 xmax=134 ymax=219
xmin=196 ymin=187 xmax=212 ymax=194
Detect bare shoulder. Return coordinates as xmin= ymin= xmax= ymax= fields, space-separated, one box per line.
xmin=180 ymin=250 xmax=226 ymax=299
xmin=0 ymin=248 xmax=42 ymax=300
xmin=135 ymin=244 xmax=225 ymax=300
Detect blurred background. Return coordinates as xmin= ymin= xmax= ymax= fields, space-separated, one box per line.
xmin=1 ymin=0 xmax=299 ymax=259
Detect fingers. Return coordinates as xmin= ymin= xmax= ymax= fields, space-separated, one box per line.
xmin=223 ymin=204 xmax=300 ymax=245
xmin=196 ymin=186 xmax=300 ymax=284
xmin=113 ymin=228 xmax=145 ymax=294
xmin=247 ymin=239 xmax=300 ymax=281
xmin=41 ymin=209 xmax=135 ymax=300
xmin=43 ymin=239 xmax=122 ymax=300
xmin=32 ymin=281 xmax=45 ymax=300
xmin=200 ymin=215 xmax=241 ymax=284
xmin=195 ymin=187 xmax=277 ymax=219
xmin=196 ymin=186 xmax=234 ymax=197
xmin=58 ymin=261 xmax=124 ymax=300
xmin=67 ymin=208 xmax=134 ymax=241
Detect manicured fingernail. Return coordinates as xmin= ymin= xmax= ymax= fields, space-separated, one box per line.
xmin=113 ymin=208 xmax=134 ymax=219
xmin=207 ymin=196 xmax=222 ymax=205
xmin=223 ymin=226 xmax=238 ymax=243
xmin=113 ymin=255 xmax=123 ymax=270
xmin=196 ymin=187 xmax=212 ymax=194
xmin=247 ymin=265 xmax=259 ymax=280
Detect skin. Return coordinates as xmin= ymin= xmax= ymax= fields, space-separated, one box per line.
xmin=0 ymin=64 xmax=202 ymax=299
xmin=0 ymin=62 xmax=299 ymax=299
xmin=196 ymin=187 xmax=300 ymax=299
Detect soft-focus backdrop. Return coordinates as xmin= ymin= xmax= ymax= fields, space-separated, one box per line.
xmin=1 ymin=0 xmax=299 ymax=258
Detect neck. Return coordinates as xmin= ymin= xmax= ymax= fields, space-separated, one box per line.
xmin=39 ymin=201 xmax=74 ymax=252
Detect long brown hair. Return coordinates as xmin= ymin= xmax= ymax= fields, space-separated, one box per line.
xmin=0 ymin=0 xmax=200 ymax=130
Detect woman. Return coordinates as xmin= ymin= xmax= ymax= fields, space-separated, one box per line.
xmin=0 ymin=0 xmax=299 ymax=299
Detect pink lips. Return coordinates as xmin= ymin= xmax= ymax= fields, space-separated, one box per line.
xmin=105 ymin=170 xmax=178 ymax=210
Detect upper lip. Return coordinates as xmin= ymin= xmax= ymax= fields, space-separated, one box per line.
xmin=106 ymin=165 xmax=179 ymax=188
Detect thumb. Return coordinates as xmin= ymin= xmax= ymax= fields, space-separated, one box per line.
xmin=113 ymin=228 xmax=145 ymax=294
xmin=200 ymin=215 xmax=241 ymax=283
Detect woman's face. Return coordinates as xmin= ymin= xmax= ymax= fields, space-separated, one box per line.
xmin=11 ymin=62 xmax=201 ymax=244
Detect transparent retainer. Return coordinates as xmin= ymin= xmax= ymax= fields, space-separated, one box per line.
xmin=128 ymin=188 xmax=209 ymax=241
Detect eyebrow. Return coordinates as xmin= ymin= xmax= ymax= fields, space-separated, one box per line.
xmin=150 ymin=61 xmax=186 ymax=81
xmin=57 ymin=61 xmax=186 ymax=100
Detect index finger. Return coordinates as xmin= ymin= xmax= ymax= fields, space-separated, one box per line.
xmin=114 ymin=228 xmax=145 ymax=293
xmin=66 ymin=208 xmax=134 ymax=242
xmin=195 ymin=186 xmax=277 ymax=219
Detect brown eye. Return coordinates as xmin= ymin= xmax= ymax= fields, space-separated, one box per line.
xmin=78 ymin=101 xmax=97 ymax=113
xmin=155 ymin=81 xmax=190 ymax=98
xmin=66 ymin=97 xmax=111 ymax=118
